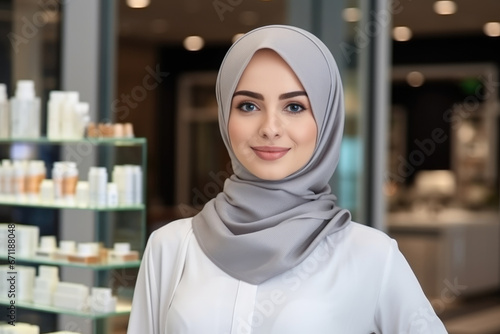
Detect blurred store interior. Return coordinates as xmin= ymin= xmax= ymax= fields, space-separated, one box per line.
xmin=0 ymin=0 xmax=500 ymax=333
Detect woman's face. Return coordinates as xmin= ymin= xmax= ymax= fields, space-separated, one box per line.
xmin=228 ymin=49 xmax=317 ymax=181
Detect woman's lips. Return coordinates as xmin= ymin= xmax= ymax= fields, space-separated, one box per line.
xmin=252 ymin=146 xmax=290 ymax=161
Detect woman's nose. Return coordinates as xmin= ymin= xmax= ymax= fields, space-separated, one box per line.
xmin=258 ymin=112 xmax=283 ymax=139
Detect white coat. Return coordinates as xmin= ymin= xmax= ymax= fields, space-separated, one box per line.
xmin=127 ymin=218 xmax=448 ymax=334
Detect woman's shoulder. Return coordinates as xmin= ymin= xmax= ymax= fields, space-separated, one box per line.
xmin=330 ymin=221 xmax=396 ymax=260
xmin=147 ymin=217 xmax=194 ymax=251
xmin=347 ymin=221 xmax=393 ymax=243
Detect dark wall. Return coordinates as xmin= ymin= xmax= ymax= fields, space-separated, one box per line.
xmin=157 ymin=44 xmax=231 ymax=205
xmin=391 ymin=34 xmax=500 ymax=184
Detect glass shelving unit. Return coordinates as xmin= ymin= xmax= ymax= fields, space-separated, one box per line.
xmin=0 ymin=299 xmax=132 ymax=319
xmin=0 ymin=199 xmax=144 ymax=211
xmin=0 ymin=136 xmax=147 ymax=333
xmin=0 ymin=137 xmax=146 ymax=145
xmin=0 ymin=255 xmax=140 ymax=270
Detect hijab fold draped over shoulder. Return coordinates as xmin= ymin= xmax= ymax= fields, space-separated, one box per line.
xmin=192 ymin=25 xmax=351 ymax=285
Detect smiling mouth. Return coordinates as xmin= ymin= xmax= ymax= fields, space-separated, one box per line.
xmin=252 ymin=146 xmax=290 ymax=161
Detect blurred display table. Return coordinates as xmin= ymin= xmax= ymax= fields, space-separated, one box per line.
xmin=387 ymin=209 xmax=500 ymax=300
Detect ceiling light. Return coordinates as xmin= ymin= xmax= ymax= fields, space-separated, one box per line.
xmin=126 ymin=0 xmax=150 ymax=9
xmin=392 ymin=26 xmax=412 ymax=42
xmin=232 ymin=33 xmax=245 ymax=43
xmin=407 ymin=71 xmax=425 ymax=87
xmin=483 ymin=22 xmax=500 ymax=37
xmin=433 ymin=1 xmax=457 ymax=15
xmin=457 ymin=123 xmax=476 ymax=143
xmin=183 ymin=36 xmax=204 ymax=51
xmin=342 ymin=7 xmax=361 ymax=22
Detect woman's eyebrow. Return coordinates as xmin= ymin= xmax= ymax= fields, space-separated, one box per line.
xmin=233 ymin=90 xmax=307 ymax=100
xmin=233 ymin=90 xmax=264 ymax=100
xmin=279 ymin=91 xmax=307 ymax=100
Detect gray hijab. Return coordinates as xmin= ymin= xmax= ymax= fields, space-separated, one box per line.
xmin=192 ymin=25 xmax=351 ymax=285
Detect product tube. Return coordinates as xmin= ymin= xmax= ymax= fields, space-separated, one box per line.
xmin=0 ymin=83 xmax=9 ymax=139
xmin=10 ymin=80 xmax=41 ymax=138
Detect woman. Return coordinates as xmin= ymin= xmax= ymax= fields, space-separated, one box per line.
xmin=127 ymin=25 xmax=447 ymax=333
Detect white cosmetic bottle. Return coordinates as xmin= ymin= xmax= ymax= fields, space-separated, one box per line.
xmin=47 ymin=90 xmax=66 ymax=140
xmin=0 ymin=83 xmax=9 ymax=139
xmin=61 ymin=91 xmax=79 ymax=139
xmin=88 ymin=166 xmax=107 ymax=208
xmin=10 ymin=80 xmax=41 ymax=138
xmin=74 ymin=102 xmax=90 ymax=139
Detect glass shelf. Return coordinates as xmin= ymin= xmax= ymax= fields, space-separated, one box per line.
xmin=0 ymin=299 xmax=131 ymax=319
xmin=0 ymin=137 xmax=146 ymax=146
xmin=0 ymin=256 xmax=141 ymax=270
xmin=0 ymin=199 xmax=144 ymax=211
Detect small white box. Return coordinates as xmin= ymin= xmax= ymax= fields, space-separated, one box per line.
xmin=53 ymin=292 xmax=87 ymax=311
xmin=89 ymin=295 xmax=117 ymax=313
xmin=54 ymin=282 xmax=89 ymax=297
xmin=34 ymin=277 xmax=57 ymax=290
xmin=33 ymin=288 xmax=52 ymax=306
xmin=90 ymin=287 xmax=112 ymax=300
xmin=38 ymin=265 xmax=59 ymax=280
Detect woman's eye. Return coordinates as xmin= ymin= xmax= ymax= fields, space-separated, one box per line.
xmin=238 ymin=102 xmax=258 ymax=112
xmin=285 ymin=103 xmax=305 ymax=113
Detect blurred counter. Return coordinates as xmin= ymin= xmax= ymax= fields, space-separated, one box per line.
xmin=387 ymin=209 xmax=500 ymax=299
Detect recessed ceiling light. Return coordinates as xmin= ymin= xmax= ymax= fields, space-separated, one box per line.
xmin=126 ymin=0 xmax=150 ymax=9
xmin=483 ymin=22 xmax=500 ymax=37
xmin=183 ymin=36 xmax=204 ymax=51
xmin=407 ymin=71 xmax=425 ymax=87
xmin=342 ymin=7 xmax=361 ymax=22
xmin=392 ymin=26 xmax=412 ymax=42
xmin=433 ymin=1 xmax=457 ymax=15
